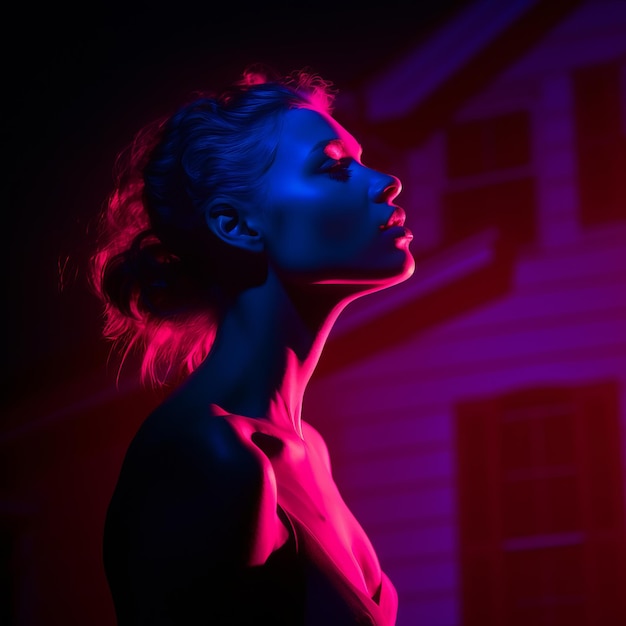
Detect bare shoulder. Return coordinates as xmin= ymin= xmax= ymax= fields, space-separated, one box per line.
xmin=107 ymin=404 xmax=281 ymax=570
xmin=124 ymin=403 xmax=267 ymax=487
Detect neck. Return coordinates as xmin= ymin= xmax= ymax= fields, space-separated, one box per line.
xmin=182 ymin=271 xmax=356 ymax=438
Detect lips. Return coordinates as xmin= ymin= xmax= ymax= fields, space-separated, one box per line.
xmin=380 ymin=206 xmax=406 ymax=230
xmin=379 ymin=206 xmax=413 ymax=242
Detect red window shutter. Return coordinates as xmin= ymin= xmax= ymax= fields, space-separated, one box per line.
xmin=576 ymin=381 xmax=626 ymax=625
xmin=456 ymin=397 xmax=505 ymax=626
xmin=456 ymin=381 xmax=626 ymax=626
xmin=573 ymin=60 xmax=626 ymax=226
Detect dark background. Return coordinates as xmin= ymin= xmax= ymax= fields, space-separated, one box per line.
xmin=5 ymin=0 xmax=468 ymax=422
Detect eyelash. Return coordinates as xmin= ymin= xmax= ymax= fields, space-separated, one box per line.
xmin=326 ymin=158 xmax=352 ymax=182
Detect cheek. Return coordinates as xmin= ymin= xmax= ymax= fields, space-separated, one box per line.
xmin=268 ymin=209 xmax=367 ymax=271
xmin=299 ymin=200 xmax=373 ymax=263
xmin=270 ymin=188 xmax=364 ymax=243
xmin=313 ymin=208 xmax=360 ymax=242
xmin=264 ymin=180 xmax=373 ymax=268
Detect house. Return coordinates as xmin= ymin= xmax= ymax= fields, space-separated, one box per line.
xmin=306 ymin=1 xmax=626 ymax=625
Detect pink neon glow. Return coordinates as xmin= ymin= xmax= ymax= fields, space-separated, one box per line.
xmin=88 ymin=123 xmax=218 ymax=385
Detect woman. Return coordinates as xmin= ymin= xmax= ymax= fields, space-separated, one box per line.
xmin=91 ymin=64 xmax=415 ymax=626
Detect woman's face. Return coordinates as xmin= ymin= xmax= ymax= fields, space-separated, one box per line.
xmin=260 ymin=107 xmax=415 ymax=289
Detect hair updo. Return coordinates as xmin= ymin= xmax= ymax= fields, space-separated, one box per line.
xmin=89 ymin=65 xmax=336 ymax=386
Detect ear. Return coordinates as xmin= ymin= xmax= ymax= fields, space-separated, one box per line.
xmin=205 ymin=199 xmax=264 ymax=253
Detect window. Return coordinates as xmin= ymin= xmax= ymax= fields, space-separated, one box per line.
xmin=443 ymin=177 xmax=536 ymax=246
xmin=456 ymin=381 xmax=626 ymax=626
xmin=443 ymin=112 xmax=536 ymax=247
xmin=573 ymin=60 xmax=626 ymax=226
xmin=446 ymin=112 xmax=532 ymax=178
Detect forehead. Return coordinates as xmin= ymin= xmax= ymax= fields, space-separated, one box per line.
xmin=275 ymin=107 xmax=362 ymax=160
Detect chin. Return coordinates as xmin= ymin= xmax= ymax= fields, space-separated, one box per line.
xmin=371 ymin=248 xmax=416 ymax=286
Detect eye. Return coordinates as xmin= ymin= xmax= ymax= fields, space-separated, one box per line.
xmin=324 ymin=157 xmax=352 ymax=182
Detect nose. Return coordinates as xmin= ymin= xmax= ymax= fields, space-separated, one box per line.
xmin=370 ymin=171 xmax=402 ymax=204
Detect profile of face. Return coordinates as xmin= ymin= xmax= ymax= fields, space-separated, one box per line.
xmin=256 ymin=107 xmax=416 ymax=291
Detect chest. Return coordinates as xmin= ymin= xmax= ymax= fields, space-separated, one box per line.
xmin=269 ymin=440 xmax=382 ymax=599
